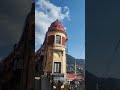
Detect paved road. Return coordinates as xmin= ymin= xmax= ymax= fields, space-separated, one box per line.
xmin=35 ymin=76 xmax=52 ymax=90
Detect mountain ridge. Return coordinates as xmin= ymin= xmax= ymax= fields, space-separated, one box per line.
xmin=66 ymin=54 xmax=85 ymax=65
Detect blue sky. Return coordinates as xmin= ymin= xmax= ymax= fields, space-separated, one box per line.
xmin=35 ymin=0 xmax=85 ymax=59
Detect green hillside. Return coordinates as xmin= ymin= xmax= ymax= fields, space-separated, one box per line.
xmin=66 ymin=54 xmax=85 ymax=65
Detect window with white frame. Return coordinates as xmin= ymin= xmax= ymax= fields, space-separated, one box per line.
xmin=54 ymin=62 xmax=61 ymax=73
xmin=56 ymin=35 xmax=61 ymax=44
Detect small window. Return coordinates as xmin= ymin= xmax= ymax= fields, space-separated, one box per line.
xmin=48 ymin=35 xmax=55 ymax=45
xmin=54 ymin=62 xmax=61 ymax=73
xmin=56 ymin=35 xmax=61 ymax=44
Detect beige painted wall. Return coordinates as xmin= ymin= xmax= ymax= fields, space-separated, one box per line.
xmin=44 ymin=31 xmax=67 ymax=80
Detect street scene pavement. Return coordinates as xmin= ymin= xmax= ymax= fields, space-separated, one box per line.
xmin=35 ymin=76 xmax=51 ymax=90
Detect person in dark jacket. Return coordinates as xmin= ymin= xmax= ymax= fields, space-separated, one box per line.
xmin=55 ymin=80 xmax=63 ymax=90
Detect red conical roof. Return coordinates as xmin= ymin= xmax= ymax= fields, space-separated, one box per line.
xmin=48 ymin=19 xmax=65 ymax=31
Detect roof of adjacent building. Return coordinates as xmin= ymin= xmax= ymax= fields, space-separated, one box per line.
xmin=67 ymin=73 xmax=84 ymax=80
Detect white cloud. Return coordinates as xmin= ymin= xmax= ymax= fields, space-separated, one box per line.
xmin=35 ymin=0 xmax=70 ymax=51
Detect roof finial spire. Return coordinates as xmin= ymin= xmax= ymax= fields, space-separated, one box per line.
xmin=56 ymin=19 xmax=59 ymax=21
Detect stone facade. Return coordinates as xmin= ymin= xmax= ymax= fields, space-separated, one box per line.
xmin=39 ymin=20 xmax=68 ymax=85
xmin=0 ymin=3 xmax=35 ymax=90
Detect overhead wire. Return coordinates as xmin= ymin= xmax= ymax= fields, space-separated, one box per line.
xmin=80 ymin=43 xmax=85 ymax=59
xmin=104 ymin=40 xmax=120 ymax=78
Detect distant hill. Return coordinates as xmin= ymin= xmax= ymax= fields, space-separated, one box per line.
xmin=85 ymin=70 xmax=98 ymax=90
xmin=85 ymin=70 xmax=120 ymax=90
xmin=66 ymin=54 xmax=85 ymax=65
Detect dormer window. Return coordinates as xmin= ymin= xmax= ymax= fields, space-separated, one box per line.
xmin=56 ymin=35 xmax=61 ymax=44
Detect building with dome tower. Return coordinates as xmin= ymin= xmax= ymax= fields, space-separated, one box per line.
xmin=35 ymin=19 xmax=68 ymax=89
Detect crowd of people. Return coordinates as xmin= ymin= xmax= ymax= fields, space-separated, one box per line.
xmin=68 ymin=79 xmax=85 ymax=90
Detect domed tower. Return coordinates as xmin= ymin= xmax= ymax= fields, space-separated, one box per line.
xmin=42 ymin=19 xmax=68 ymax=84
